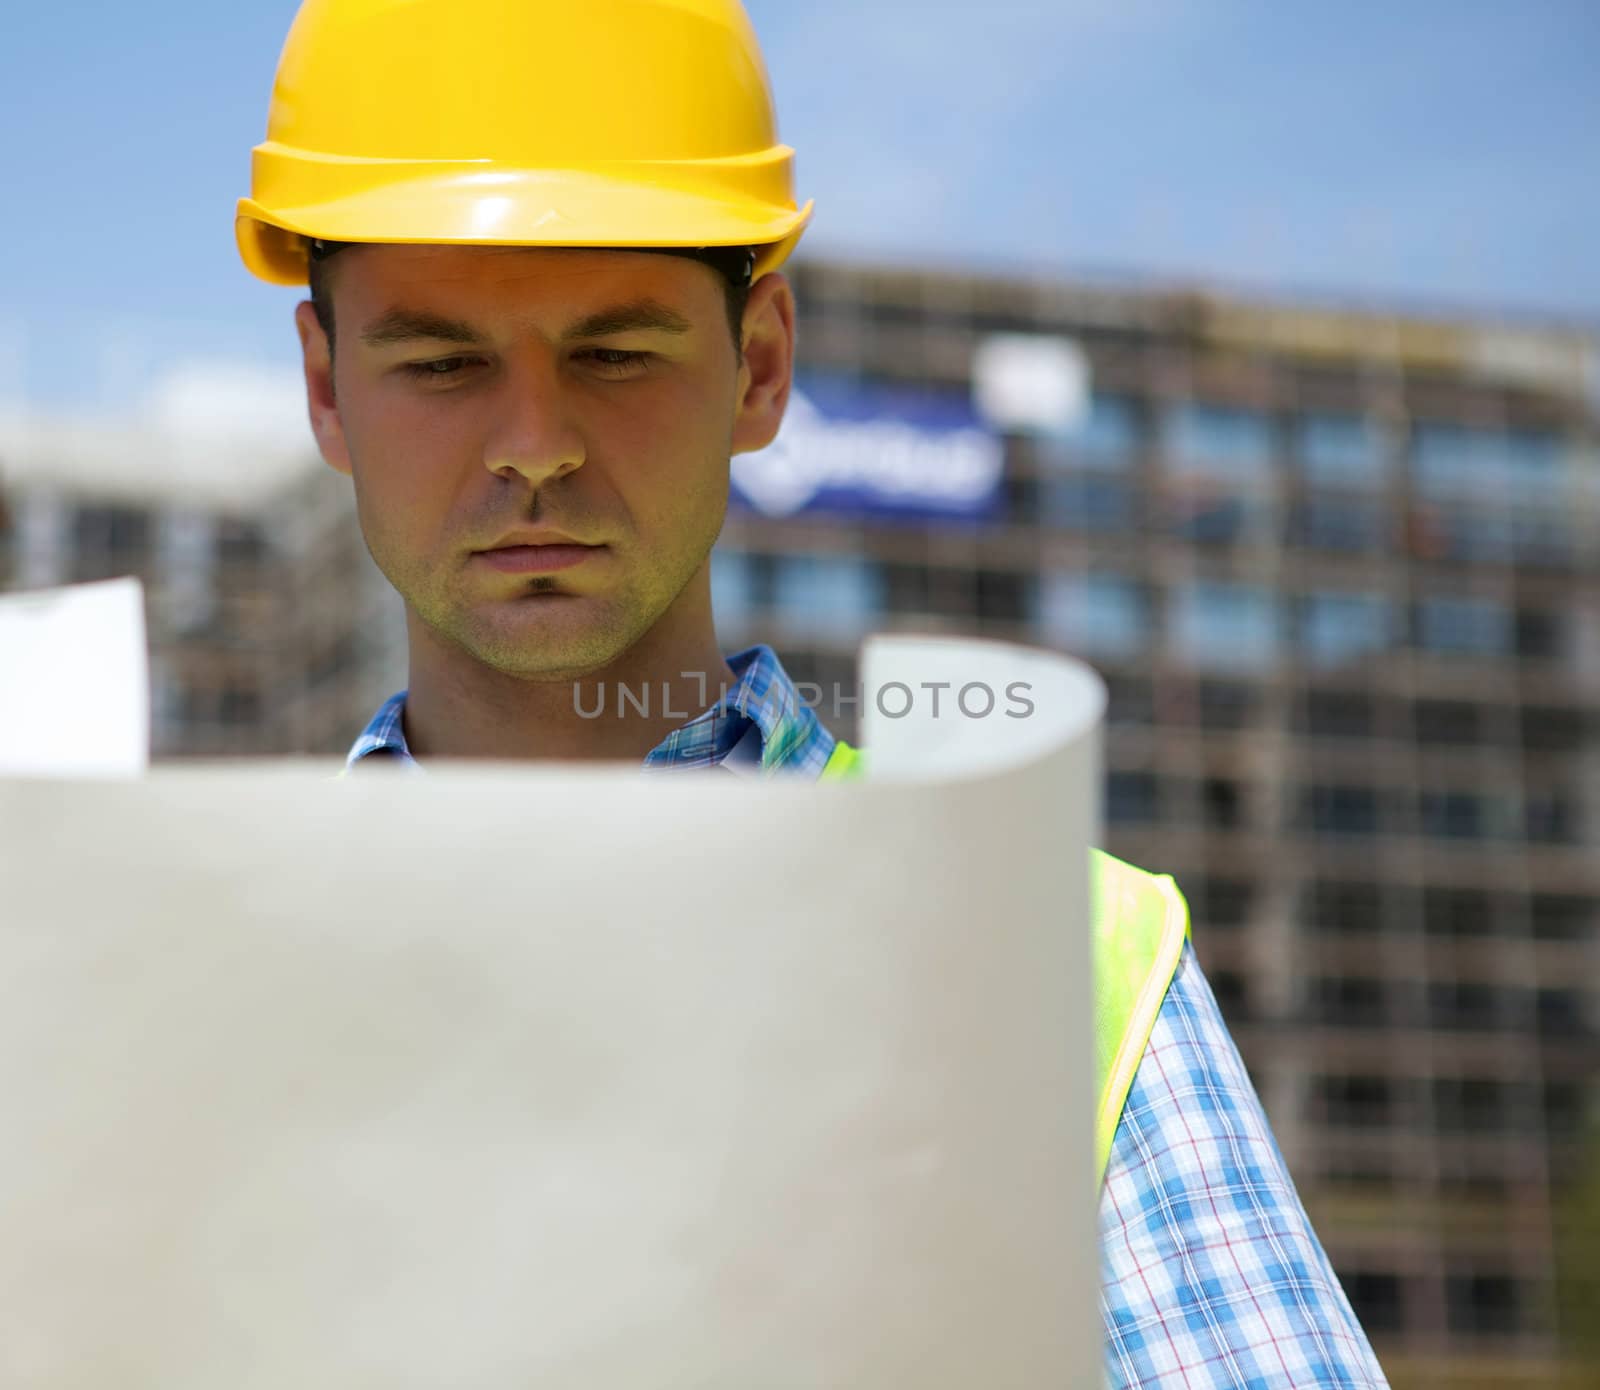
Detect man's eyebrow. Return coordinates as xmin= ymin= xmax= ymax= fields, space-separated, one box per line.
xmin=562 ymin=299 xmax=693 ymax=341
xmin=356 ymin=298 xmax=694 ymax=350
xmin=359 ymin=309 xmax=486 ymax=349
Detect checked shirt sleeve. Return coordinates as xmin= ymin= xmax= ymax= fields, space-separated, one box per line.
xmin=1099 ymin=942 xmax=1390 ymax=1389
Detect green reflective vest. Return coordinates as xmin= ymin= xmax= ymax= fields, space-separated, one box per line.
xmin=819 ymin=739 xmax=1189 ymax=1186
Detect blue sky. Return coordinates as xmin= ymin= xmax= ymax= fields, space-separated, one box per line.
xmin=1 ymin=0 xmax=1594 ymax=413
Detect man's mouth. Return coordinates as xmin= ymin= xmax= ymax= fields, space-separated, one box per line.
xmin=472 ymin=542 xmax=604 ymax=575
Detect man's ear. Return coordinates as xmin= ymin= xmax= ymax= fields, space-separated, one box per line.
xmin=294 ymin=299 xmax=353 ymax=477
xmin=730 ymin=272 xmax=796 ymax=457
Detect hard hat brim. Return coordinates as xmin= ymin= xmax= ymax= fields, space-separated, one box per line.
xmin=236 ymin=160 xmax=812 ymax=288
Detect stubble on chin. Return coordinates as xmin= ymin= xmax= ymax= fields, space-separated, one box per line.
xmin=431 ymin=581 xmax=653 ymax=682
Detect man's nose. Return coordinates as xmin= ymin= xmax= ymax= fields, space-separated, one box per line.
xmin=482 ymin=353 xmax=586 ymax=487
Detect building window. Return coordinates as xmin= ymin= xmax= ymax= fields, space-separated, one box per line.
xmin=1520 ymin=705 xmax=1587 ymax=754
xmin=1106 ymin=770 xmax=1160 ymax=824
xmin=1038 ymin=475 xmax=1135 ymax=532
xmin=974 ymin=569 xmax=1034 ymax=624
xmin=1290 ymin=494 xmax=1386 ymax=552
xmin=1424 ymin=887 xmax=1496 ymax=937
xmin=1530 ymin=893 xmax=1594 ymax=942
xmin=1037 ymin=394 xmax=1140 ymax=470
xmin=1193 ymin=775 xmax=1244 ymax=829
xmin=1342 ymin=1272 xmax=1405 ymax=1335
xmin=1427 ymin=982 xmax=1503 ymax=1032
xmin=1300 ymin=784 xmax=1384 ymax=837
xmin=1418 ymin=790 xmax=1504 ymax=841
xmin=1309 ymin=1074 xmax=1397 ymax=1128
xmin=1002 ymin=466 xmax=1038 ymax=522
xmin=1433 ymin=1077 xmax=1516 ymax=1133
xmin=1446 ymin=1272 xmax=1522 ymax=1336
xmin=1103 ymin=675 xmax=1155 ymax=726
xmin=861 ymin=299 xmax=922 ymax=329
xmin=1166 ymin=403 xmax=1274 ymax=481
xmin=1039 ymin=572 xmax=1148 ymax=658
xmin=1419 ymin=504 xmax=1577 ymax=568
xmin=1161 ymin=481 xmax=1265 ymax=546
xmin=1413 ymin=595 xmax=1512 ymax=656
xmin=71 ymin=503 xmax=151 ymax=582
xmin=1171 ymin=582 xmax=1279 ymax=672
xmin=1207 ymin=969 xmax=1250 ymax=1021
xmin=1514 ymin=605 xmax=1566 ymax=661
xmin=218 ymin=684 xmax=262 ymax=727
xmin=1196 ymin=679 xmax=1257 ymax=730
xmin=307 ymin=631 xmax=360 ymax=691
xmin=711 ymin=549 xmax=755 ymax=630
xmin=1525 ymin=790 xmax=1581 ymax=845
xmin=1307 ymin=975 xmax=1388 ymax=1028
xmin=882 ymin=564 xmax=971 ymax=618
xmin=1508 ymin=507 xmax=1576 ymax=570
xmin=1321 ymin=1152 xmax=1396 ymax=1194
xmin=1297 ymin=689 xmax=1378 ymax=739
xmin=173 ymin=678 xmax=265 ymax=733
xmin=772 ymin=554 xmax=882 ymax=639
xmin=1298 ymin=413 xmax=1385 ymax=485
xmin=1413 ymin=423 xmax=1564 ymax=502
xmin=1438 ymin=1164 xmax=1508 ymax=1202
xmin=1412 ymin=698 xmax=1484 ymax=746
xmin=73 ymin=503 xmax=149 ymax=555
xmin=882 ymin=562 xmax=975 ymax=617
xmin=1299 ymin=592 xmax=1391 ymax=670
xmin=1303 ymin=880 xmax=1384 ymax=934
xmin=1405 ymin=503 xmax=1512 ymax=565
xmin=1189 ymin=875 xmax=1254 ymax=929
xmin=215 ymin=518 xmax=268 ymax=568
xmin=1535 ymin=989 xmax=1587 ymax=1039
xmin=157 ymin=511 xmax=218 ymax=635
xmin=1162 ymin=675 xmax=1261 ymax=728
xmin=1543 ymin=1081 xmax=1585 ymax=1139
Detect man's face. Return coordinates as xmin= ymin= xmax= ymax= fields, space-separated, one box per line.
xmin=295 ymin=245 xmax=785 ymax=680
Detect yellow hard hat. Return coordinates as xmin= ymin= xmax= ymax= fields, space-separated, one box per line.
xmin=236 ymin=0 xmax=812 ymax=287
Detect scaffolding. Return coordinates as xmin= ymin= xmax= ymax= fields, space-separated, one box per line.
xmin=720 ymin=257 xmax=1600 ymax=1387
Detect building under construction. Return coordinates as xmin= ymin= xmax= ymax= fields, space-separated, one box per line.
xmin=1 ymin=258 xmax=1596 ymax=1386
xmin=0 ymin=407 xmax=403 ymax=761
xmin=725 ymin=258 xmax=1600 ymax=1389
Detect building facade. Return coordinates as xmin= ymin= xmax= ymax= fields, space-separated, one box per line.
xmin=719 ymin=259 xmax=1600 ymax=1388
xmin=0 ymin=417 xmax=402 ymax=762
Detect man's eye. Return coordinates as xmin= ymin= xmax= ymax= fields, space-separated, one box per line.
xmin=400 ymin=356 xmax=478 ymax=379
xmin=581 ymin=348 xmax=648 ymax=375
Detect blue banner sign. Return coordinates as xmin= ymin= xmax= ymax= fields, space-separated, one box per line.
xmin=729 ymin=373 xmax=1003 ymax=520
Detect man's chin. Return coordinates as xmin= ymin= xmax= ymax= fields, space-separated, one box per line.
xmin=448 ymin=599 xmax=640 ymax=681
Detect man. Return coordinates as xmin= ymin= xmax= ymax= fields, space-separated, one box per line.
xmin=238 ymin=2 xmax=1388 ymax=1384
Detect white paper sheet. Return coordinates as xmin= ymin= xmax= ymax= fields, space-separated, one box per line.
xmin=0 ymin=577 xmax=149 ymax=778
xmin=0 ymin=634 xmax=1104 ymax=1389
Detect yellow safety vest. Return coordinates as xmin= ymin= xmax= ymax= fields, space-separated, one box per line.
xmin=819 ymin=739 xmax=1189 ymax=1186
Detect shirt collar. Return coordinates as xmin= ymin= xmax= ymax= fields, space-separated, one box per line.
xmin=344 ymin=644 xmax=835 ymax=779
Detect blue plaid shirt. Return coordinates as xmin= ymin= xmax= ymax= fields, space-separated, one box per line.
xmin=347 ymin=644 xmax=1388 ymax=1387
xmin=346 ymin=644 xmax=837 ymax=778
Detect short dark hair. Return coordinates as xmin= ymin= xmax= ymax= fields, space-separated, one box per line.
xmin=307 ymin=242 xmax=753 ymax=359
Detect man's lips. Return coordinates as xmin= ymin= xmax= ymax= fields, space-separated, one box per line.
xmin=472 ymin=543 xmax=604 ymax=574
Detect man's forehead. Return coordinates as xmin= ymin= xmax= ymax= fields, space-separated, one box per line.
xmin=337 ymin=244 xmax=720 ymax=329
xmin=338 ymin=242 xmax=710 ymax=292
